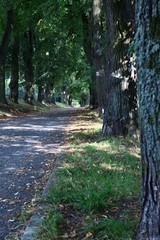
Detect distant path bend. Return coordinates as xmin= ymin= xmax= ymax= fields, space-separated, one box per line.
xmin=0 ymin=107 xmax=81 ymax=240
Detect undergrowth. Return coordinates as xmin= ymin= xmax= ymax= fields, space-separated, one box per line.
xmin=38 ymin=112 xmax=141 ymax=240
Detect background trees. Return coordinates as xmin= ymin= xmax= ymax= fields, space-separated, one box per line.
xmin=0 ymin=0 xmax=135 ymax=123
xmin=0 ymin=1 xmax=13 ymax=104
xmin=0 ymin=0 xmax=91 ymax=106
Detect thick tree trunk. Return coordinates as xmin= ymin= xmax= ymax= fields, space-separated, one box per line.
xmin=23 ymin=30 xmax=34 ymax=104
xmin=135 ymin=1 xmax=160 ymax=239
xmin=0 ymin=8 xmax=13 ymax=104
xmin=9 ymin=35 xmax=19 ymax=103
xmin=102 ymin=76 xmax=126 ymax=136
xmin=102 ymin=0 xmax=127 ymax=136
xmin=102 ymin=0 xmax=136 ymax=136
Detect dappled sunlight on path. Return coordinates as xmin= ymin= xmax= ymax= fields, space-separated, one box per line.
xmin=0 ymin=108 xmax=79 ymax=240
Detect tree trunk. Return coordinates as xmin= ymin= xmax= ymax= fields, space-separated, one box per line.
xmin=23 ymin=30 xmax=34 ymax=104
xmin=92 ymin=0 xmax=105 ymax=111
xmin=67 ymin=95 xmax=72 ymax=106
xmin=0 ymin=8 xmax=13 ymax=104
xmin=44 ymin=79 xmax=54 ymax=103
xmin=82 ymin=2 xmax=105 ymax=110
xmin=102 ymin=0 xmax=126 ymax=136
xmin=37 ymin=85 xmax=44 ymax=103
xmin=9 ymin=35 xmax=19 ymax=103
xmin=135 ymin=1 xmax=160 ymax=239
xmin=81 ymin=13 xmax=98 ymax=109
xmin=0 ymin=66 xmax=6 ymax=104
xmin=102 ymin=0 xmax=131 ymax=136
xmin=89 ymin=71 xmax=98 ymax=109
xmin=102 ymin=77 xmax=126 ymax=136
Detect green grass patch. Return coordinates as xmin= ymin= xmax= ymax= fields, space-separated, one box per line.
xmin=39 ymin=116 xmax=141 ymax=239
xmin=55 ymin=102 xmax=70 ymax=108
xmin=84 ymin=217 xmax=136 ymax=240
xmin=40 ymin=209 xmax=64 ymax=240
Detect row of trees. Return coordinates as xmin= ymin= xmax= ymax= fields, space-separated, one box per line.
xmin=92 ymin=1 xmax=160 ymax=238
xmin=0 ymin=0 xmax=90 ymax=106
xmin=0 ymin=1 xmax=137 ymax=120
xmin=0 ymin=0 xmax=160 ymax=239
xmin=88 ymin=1 xmax=160 ymax=238
xmin=81 ymin=0 xmax=136 ymax=135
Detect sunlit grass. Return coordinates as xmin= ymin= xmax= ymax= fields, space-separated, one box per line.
xmin=39 ymin=113 xmax=141 ymax=239
xmin=0 ymin=99 xmax=58 ymax=118
xmin=55 ymin=102 xmax=70 ymax=108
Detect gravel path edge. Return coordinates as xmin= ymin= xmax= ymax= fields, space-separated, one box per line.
xmin=21 ymin=151 xmax=65 ymax=240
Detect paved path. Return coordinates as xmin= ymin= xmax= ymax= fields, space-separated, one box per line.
xmin=0 ymin=108 xmax=77 ymax=240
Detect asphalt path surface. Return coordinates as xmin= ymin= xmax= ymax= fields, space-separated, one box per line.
xmin=0 ymin=108 xmax=77 ymax=240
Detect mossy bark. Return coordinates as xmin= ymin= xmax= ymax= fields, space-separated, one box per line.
xmin=135 ymin=0 xmax=160 ymax=239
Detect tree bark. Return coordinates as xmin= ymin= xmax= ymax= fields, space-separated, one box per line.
xmin=23 ymin=30 xmax=34 ymax=104
xmin=0 ymin=8 xmax=13 ymax=104
xmin=102 ymin=0 xmax=128 ymax=136
xmin=9 ymin=35 xmax=19 ymax=103
xmin=135 ymin=0 xmax=160 ymax=239
xmin=44 ymin=79 xmax=54 ymax=103
xmin=0 ymin=66 xmax=6 ymax=104
xmin=92 ymin=0 xmax=105 ymax=111
xmin=37 ymin=85 xmax=44 ymax=103
xmin=81 ymin=13 xmax=98 ymax=109
xmin=89 ymin=71 xmax=98 ymax=109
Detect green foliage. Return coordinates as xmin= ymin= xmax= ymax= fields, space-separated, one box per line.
xmin=33 ymin=0 xmax=91 ymax=100
xmin=0 ymin=0 xmax=94 ymax=104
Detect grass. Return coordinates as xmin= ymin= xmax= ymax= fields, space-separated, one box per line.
xmin=38 ymin=111 xmax=141 ymax=239
xmin=55 ymin=102 xmax=70 ymax=108
xmin=42 ymin=209 xmax=64 ymax=239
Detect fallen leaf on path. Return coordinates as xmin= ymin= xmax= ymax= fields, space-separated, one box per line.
xmin=8 ymin=219 xmax=15 ymax=222
xmin=69 ymin=230 xmax=77 ymax=238
xmin=2 ymin=199 xmax=8 ymax=203
xmin=14 ymin=192 xmax=19 ymax=196
xmin=9 ymin=200 xmax=17 ymax=205
xmin=61 ymin=233 xmax=69 ymax=238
